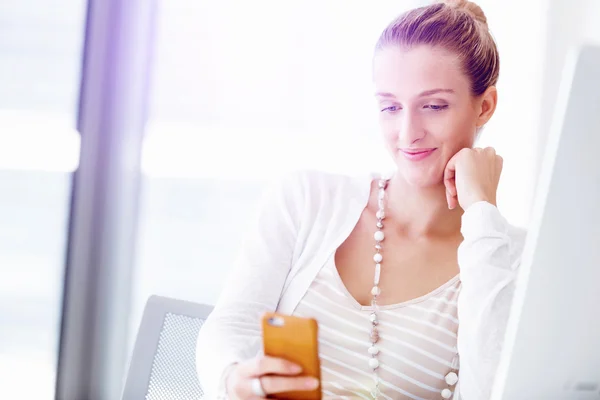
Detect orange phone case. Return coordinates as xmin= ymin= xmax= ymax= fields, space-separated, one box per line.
xmin=262 ymin=312 xmax=322 ymax=399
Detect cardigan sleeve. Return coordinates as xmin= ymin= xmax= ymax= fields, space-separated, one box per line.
xmin=195 ymin=171 xmax=307 ymax=399
xmin=453 ymin=201 xmax=527 ymax=400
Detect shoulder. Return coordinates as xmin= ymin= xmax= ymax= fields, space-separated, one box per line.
xmin=272 ymin=169 xmax=373 ymax=202
xmin=262 ymin=169 xmax=374 ymax=228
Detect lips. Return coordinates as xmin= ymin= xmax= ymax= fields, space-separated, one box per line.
xmin=400 ymin=148 xmax=437 ymax=161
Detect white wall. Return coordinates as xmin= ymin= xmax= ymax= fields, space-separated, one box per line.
xmin=472 ymin=0 xmax=547 ymax=227
xmin=582 ymin=0 xmax=600 ymax=41
xmin=479 ymin=0 xmax=600 ymax=227
xmin=535 ymin=0 xmax=597 ymax=185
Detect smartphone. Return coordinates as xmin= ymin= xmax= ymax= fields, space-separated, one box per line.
xmin=262 ymin=312 xmax=322 ymax=399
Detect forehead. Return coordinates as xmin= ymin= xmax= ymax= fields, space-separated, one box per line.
xmin=372 ymin=45 xmax=470 ymax=97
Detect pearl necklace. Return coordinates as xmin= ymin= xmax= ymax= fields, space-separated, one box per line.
xmin=367 ymin=177 xmax=388 ymax=399
xmin=368 ymin=176 xmax=460 ymax=400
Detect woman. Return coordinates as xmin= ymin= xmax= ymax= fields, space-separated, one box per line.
xmin=197 ymin=1 xmax=526 ymax=399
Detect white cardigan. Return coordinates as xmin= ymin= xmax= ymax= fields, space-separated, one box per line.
xmin=196 ymin=170 xmax=527 ymax=399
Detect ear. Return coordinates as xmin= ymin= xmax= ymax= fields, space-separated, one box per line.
xmin=476 ymin=86 xmax=497 ymax=128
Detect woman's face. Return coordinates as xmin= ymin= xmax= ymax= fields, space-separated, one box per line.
xmin=373 ymin=45 xmax=495 ymax=188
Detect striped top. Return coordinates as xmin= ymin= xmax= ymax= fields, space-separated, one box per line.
xmin=293 ymin=253 xmax=461 ymax=400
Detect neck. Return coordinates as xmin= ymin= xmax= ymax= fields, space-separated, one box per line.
xmin=382 ymin=174 xmax=463 ymax=238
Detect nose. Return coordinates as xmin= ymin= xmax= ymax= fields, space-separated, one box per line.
xmin=398 ymin=109 xmax=425 ymax=146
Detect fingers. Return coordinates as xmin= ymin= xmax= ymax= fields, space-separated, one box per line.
xmin=235 ymin=357 xmax=318 ymax=399
xmin=496 ymin=155 xmax=504 ymax=171
xmin=231 ymin=357 xmax=313 ymax=400
xmin=481 ymin=147 xmax=503 ymax=175
xmin=443 ymin=146 xmax=502 ymax=210
xmin=443 ymin=173 xmax=458 ymax=210
xmin=237 ymin=376 xmax=319 ymax=400
xmin=482 ymin=146 xmax=496 ymax=156
xmin=444 ymin=165 xmax=456 ymax=192
xmin=443 ymin=176 xmax=457 ymax=210
xmin=446 ymin=188 xmax=458 ymax=210
xmin=444 ymin=151 xmax=460 ymax=210
xmin=238 ymin=356 xmax=302 ymax=377
xmin=260 ymin=375 xmax=320 ymax=394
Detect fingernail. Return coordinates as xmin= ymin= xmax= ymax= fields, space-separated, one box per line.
xmin=290 ymin=364 xmax=302 ymax=373
xmin=305 ymin=378 xmax=320 ymax=389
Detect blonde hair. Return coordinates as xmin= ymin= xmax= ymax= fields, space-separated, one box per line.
xmin=375 ymin=0 xmax=499 ymax=96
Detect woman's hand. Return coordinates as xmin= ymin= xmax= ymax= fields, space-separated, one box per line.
xmin=226 ymin=356 xmax=320 ymax=399
xmin=443 ymin=147 xmax=503 ymax=211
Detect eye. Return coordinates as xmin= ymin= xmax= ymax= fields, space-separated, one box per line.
xmin=424 ymin=104 xmax=449 ymax=111
xmin=381 ymin=105 xmax=400 ymax=113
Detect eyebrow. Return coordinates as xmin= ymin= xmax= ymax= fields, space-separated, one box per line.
xmin=375 ymin=88 xmax=456 ymax=98
xmin=418 ymin=88 xmax=455 ymax=97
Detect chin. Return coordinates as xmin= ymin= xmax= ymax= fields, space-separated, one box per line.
xmin=397 ymin=168 xmax=444 ymax=188
xmin=390 ymin=149 xmax=446 ymax=185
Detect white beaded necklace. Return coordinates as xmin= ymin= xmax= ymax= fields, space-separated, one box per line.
xmin=368 ymin=176 xmax=460 ymax=400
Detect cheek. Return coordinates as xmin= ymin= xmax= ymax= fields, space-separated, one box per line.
xmin=431 ymin=113 xmax=477 ymax=149
xmin=379 ymin=116 xmax=397 ymax=147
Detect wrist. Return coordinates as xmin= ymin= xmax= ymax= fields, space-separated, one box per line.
xmin=467 ymin=193 xmax=496 ymax=209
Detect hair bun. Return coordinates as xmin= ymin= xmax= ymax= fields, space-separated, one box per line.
xmin=442 ymin=0 xmax=487 ymax=26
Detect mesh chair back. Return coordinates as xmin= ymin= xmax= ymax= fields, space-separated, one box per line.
xmin=122 ymin=296 xmax=213 ymax=400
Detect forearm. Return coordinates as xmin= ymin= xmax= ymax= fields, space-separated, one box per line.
xmin=455 ymin=201 xmax=523 ymax=400
xmin=195 ymin=172 xmax=305 ymax=398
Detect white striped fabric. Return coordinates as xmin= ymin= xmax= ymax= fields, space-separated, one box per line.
xmin=293 ymin=254 xmax=461 ymax=400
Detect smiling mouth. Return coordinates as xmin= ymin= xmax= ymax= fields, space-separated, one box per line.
xmin=402 ymin=149 xmax=435 ymax=154
xmin=399 ymin=148 xmax=437 ymax=161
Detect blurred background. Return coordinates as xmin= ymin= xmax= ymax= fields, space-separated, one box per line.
xmin=0 ymin=0 xmax=598 ymax=398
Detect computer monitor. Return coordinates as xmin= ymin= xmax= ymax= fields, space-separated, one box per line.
xmin=491 ymin=43 xmax=600 ymax=400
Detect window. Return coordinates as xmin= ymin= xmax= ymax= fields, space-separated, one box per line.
xmin=0 ymin=0 xmax=85 ymax=398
